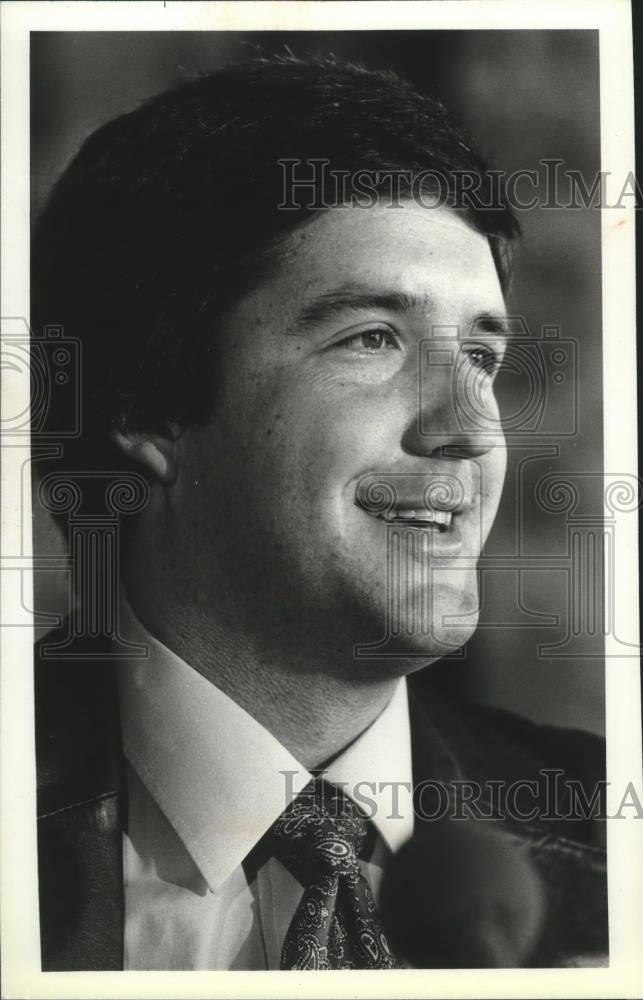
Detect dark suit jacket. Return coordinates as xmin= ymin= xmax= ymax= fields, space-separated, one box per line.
xmin=35 ymin=645 xmax=608 ymax=971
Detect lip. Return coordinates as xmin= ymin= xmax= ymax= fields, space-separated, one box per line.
xmin=354 ymin=472 xmax=472 ymax=515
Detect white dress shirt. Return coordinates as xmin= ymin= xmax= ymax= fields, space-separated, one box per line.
xmin=116 ymin=599 xmax=415 ymax=970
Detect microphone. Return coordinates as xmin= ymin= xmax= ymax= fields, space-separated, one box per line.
xmin=379 ymin=818 xmax=545 ymax=968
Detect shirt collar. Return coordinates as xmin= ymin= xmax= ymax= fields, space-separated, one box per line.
xmin=325 ymin=680 xmax=414 ymax=853
xmin=117 ymin=596 xmax=413 ymax=891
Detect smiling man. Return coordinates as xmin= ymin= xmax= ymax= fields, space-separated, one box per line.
xmin=32 ymin=55 xmax=607 ymax=971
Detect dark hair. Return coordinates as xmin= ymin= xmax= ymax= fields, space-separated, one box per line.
xmin=32 ymin=54 xmax=519 ymax=470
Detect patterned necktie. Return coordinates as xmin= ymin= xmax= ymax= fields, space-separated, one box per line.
xmin=267 ymin=777 xmax=402 ymax=970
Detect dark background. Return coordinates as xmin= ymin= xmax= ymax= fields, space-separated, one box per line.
xmin=31 ymin=30 xmax=604 ymax=734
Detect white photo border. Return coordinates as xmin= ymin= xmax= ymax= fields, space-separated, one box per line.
xmin=1 ymin=1 xmax=640 ymax=997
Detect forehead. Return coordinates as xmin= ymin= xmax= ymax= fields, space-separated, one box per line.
xmin=270 ymin=203 xmax=505 ymax=320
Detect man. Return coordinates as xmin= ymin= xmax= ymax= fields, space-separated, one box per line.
xmin=32 ymin=55 xmax=607 ymax=971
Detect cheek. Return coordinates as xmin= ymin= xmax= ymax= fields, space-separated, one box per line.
xmin=263 ymin=377 xmax=404 ymax=486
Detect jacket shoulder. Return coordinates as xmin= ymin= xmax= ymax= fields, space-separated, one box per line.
xmin=408 ymin=672 xmax=606 ymax=844
xmin=443 ymin=692 xmax=604 ymax=789
xmin=35 ymin=628 xmax=124 ymax=817
xmin=408 ymin=674 xmax=608 ymax=965
xmin=34 ymin=628 xmax=125 ymax=970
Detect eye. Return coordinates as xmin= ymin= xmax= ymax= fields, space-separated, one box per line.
xmin=337 ymin=329 xmax=401 ymax=354
xmin=462 ymin=343 xmax=502 ymax=377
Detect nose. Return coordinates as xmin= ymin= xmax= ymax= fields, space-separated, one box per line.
xmin=401 ymin=362 xmax=504 ymax=460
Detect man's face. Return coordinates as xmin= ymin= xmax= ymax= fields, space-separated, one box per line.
xmin=171 ymin=203 xmax=507 ymax=669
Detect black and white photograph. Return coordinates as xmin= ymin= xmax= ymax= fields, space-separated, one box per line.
xmin=1 ymin=1 xmax=641 ymax=997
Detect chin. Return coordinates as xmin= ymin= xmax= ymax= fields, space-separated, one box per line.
xmin=396 ymin=617 xmax=478 ymax=657
xmin=346 ymin=580 xmax=480 ymax=671
xmin=425 ymin=585 xmax=481 ymax=647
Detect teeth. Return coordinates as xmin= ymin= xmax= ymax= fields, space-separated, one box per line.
xmin=382 ymin=509 xmax=453 ymax=528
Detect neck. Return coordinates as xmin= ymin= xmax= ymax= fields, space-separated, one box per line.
xmin=123 ymin=576 xmax=400 ymax=770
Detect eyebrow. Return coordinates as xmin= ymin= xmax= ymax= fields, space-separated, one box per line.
xmin=290 ymin=284 xmax=435 ymax=333
xmin=289 ymin=282 xmax=510 ymax=338
xmin=470 ymin=313 xmax=512 ymax=336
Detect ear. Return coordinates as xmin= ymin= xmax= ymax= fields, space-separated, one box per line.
xmin=110 ymin=425 xmax=180 ymax=486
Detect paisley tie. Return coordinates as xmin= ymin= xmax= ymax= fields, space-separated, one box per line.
xmin=267 ymin=777 xmax=402 ymax=970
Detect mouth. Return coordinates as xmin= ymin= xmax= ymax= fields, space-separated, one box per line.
xmin=354 ymin=472 xmax=470 ymax=531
